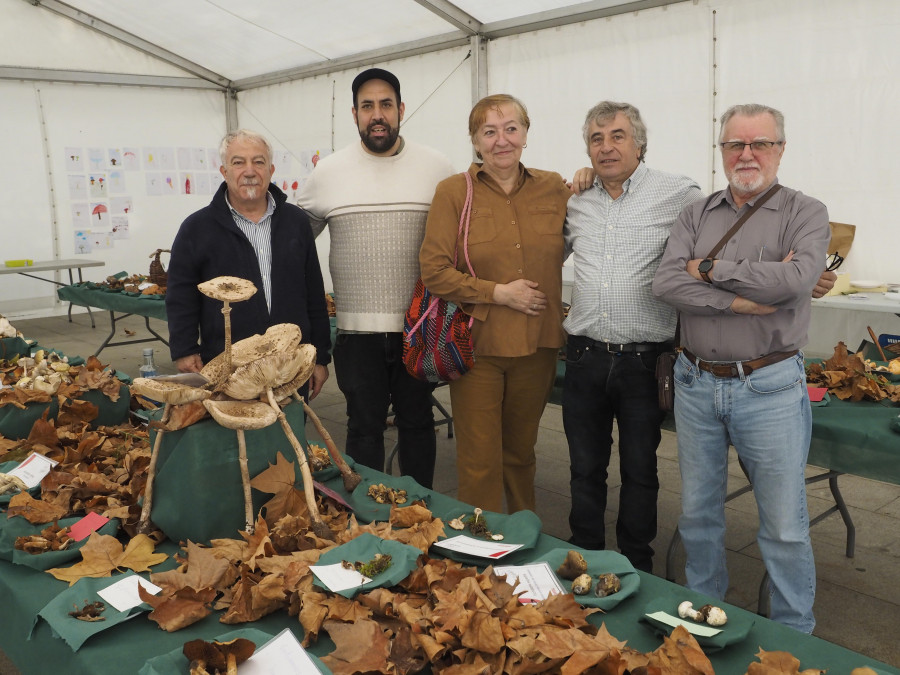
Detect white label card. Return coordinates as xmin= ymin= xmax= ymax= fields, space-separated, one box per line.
xmin=432 ymin=535 xmax=523 ymax=559
xmin=97 ymin=575 xmax=161 ymax=612
xmin=310 ymin=563 xmax=371 ymax=592
xmin=241 ymin=628 xmax=321 ymax=674
xmin=645 ymin=611 xmax=723 ymax=637
xmin=7 ymin=453 xmax=58 ymax=489
xmin=492 ymin=562 xmax=565 ymax=604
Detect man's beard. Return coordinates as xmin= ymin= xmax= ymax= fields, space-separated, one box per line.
xmin=728 ymin=162 xmax=765 ymax=195
xmin=359 ymin=121 xmax=400 ymax=154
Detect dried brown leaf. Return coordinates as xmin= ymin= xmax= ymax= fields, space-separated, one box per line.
xmin=138 ymin=584 xmax=217 ymax=631
xmin=321 ymin=618 xmax=393 ymax=675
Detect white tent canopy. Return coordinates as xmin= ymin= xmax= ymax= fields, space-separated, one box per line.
xmin=2 ymin=0 xmax=898 ymax=355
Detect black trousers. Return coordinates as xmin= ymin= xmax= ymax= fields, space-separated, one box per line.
xmin=333 ymin=332 xmax=436 ymax=489
xmin=562 ymin=335 xmax=667 ymax=573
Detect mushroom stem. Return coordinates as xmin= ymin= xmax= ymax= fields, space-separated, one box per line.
xmin=266 ymin=390 xmax=332 ymax=539
xmin=221 ymin=301 xmax=233 ymax=375
xmin=138 ymin=403 xmax=173 ymax=533
xmin=226 ymin=652 xmax=237 ymax=675
xmin=294 ymin=392 xmax=362 ymax=492
xmin=236 ymin=429 xmax=254 ymax=533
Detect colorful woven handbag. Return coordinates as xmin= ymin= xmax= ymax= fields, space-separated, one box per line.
xmin=403 ymin=172 xmax=476 ymax=383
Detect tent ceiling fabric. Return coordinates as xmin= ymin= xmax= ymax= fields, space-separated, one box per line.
xmin=44 ymin=0 xmax=681 ymax=86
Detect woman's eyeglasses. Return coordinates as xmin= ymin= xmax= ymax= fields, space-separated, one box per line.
xmin=825 ymin=253 xmax=844 ymax=272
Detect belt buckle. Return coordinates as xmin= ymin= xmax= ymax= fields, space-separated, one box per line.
xmin=607 ymin=343 xmax=624 ymax=353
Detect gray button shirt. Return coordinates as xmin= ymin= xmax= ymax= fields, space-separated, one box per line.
xmin=652 ymin=180 xmax=830 ymax=362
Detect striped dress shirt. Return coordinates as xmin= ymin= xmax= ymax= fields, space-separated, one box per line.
xmin=563 ymin=162 xmax=702 ymax=344
xmin=226 ymin=191 xmax=276 ymax=310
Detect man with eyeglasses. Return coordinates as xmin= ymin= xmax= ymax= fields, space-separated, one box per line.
xmin=653 ymin=104 xmax=831 ymax=633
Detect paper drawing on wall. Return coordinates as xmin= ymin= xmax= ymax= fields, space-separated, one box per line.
xmin=144 ymin=148 xmax=156 ymax=169
xmin=122 ymin=148 xmax=140 ymax=171
xmin=91 ymin=232 xmax=113 ymax=250
xmin=74 ymin=230 xmax=93 ymax=254
xmin=146 ymin=173 xmax=162 ymax=196
xmin=111 ymin=215 xmax=129 ymax=240
xmin=89 ymin=174 xmax=106 ymax=198
xmin=110 ymin=196 xmax=132 ymax=214
xmin=71 ymin=203 xmax=89 ymax=229
xmin=88 ymin=148 xmax=104 ymax=170
xmin=65 ymin=147 xmax=83 ymax=172
xmin=196 ymin=173 xmax=211 ymax=195
xmin=180 ymin=173 xmax=193 ymax=194
xmin=108 ymin=148 xmax=122 ymax=168
xmin=108 ymin=171 xmax=126 ymax=194
xmin=91 ymin=203 xmax=109 ymax=228
xmin=68 ymin=175 xmax=87 ymax=200
xmin=207 ymin=148 xmax=221 ymax=172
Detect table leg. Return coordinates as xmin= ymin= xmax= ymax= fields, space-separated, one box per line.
xmin=93 ymin=311 xmax=169 ymax=357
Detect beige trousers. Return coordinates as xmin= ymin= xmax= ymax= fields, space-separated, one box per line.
xmin=448 ymin=347 xmax=558 ymax=513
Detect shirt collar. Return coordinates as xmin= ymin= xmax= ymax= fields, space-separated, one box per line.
xmin=710 ymin=178 xmax=781 ymax=211
xmin=595 ymin=160 xmax=648 ymax=196
xmin=225 ymin=189 xmax=276 ymax=223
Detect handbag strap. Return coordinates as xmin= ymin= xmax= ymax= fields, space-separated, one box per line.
xmin=457 ymin=171 xmax=476 ymax=278
xmin=704 ymin=183 xmax=782 ymax=259
xmin=407 ymin=172 xmax=477 ymax=336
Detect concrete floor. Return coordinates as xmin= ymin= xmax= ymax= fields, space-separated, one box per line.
xmin=3 ymin=306 xmax=900 ymax=670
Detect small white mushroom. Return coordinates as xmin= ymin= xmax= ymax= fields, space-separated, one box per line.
xmin=572 ymin=574 xmax=592 ymax=595
xmin=490 ymin=533 xmax=504 ymax=541
xmin=704 ymin=605 xmax=728 ymax=626
xmin=448 ymin=516 xmax=466 ymax=530
xmin=677 ymin=600 xmax=704 ymax=621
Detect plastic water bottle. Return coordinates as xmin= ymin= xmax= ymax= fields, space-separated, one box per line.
xmin=139 ymin=348 xmax=158 ymax=379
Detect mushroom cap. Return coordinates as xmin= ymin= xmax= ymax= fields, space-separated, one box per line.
xmin=271 ymin=344 xmax=317 ymax=401
xmin=214 ymin=638 xmax=256 ymax=664
xmin=221 ymin=348 xmax=308 ymax=400
xmin=197 ymin=276 xmax=257 ymax=303
xmin=130 ymin=378 xmax=212 ymax=405
xmin=203 ymin=399 xmax=278 ymax=430
xmin=182 ymin=639 xmax=227 ymax=671
xmin=201 ymin=323 xmax=302 ymax=385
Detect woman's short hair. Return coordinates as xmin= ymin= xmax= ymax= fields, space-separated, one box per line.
xmin=468 ymin=94 xmax=531 ymax=158
xmin=582 ymin=101 xmax=648 ymax=161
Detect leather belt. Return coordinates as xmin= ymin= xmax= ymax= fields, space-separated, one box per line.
xmin=574 ymin=336 xmax=672 ymax=354
xmin=682 ymin=349 xmax=799 ymax=378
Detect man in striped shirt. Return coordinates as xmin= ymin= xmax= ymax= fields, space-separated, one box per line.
xmin=167 ymin=129 xmax=331 ymax=399
xmin=562 ymin=101 xmax=702 ymax=573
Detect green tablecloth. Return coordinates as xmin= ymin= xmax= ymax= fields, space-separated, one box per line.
xmin=57 ymin=283 xmax=167 ymax=321
xmin=145 ymin=400 xmax=310 ymax=543
xmin=1 ymin=463 xmax=898 ymax=674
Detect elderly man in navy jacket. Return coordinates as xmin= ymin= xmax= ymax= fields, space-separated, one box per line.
xmin=166 ymin=129 xmax=331 ymax=398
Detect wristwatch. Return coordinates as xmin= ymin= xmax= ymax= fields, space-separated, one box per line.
xmin=698 ymin=258 xmax=715 ymax=283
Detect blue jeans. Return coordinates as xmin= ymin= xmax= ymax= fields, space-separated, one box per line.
xmin=562 ymin=336 xmax=667 ymax=572
xmin=674 ymin=351 xmax=816 ymax=633
xmin=333 ymin=332 xmax=436 ymax=489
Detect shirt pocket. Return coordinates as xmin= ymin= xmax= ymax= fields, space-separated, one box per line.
xmin=527 ymin=203 xmax=564 ymax=235
xmin=467 ymin=207 xmax=497 ymax=244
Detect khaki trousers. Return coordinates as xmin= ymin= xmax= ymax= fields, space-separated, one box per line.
xmin=448 ymin=347 xmax=558 ymax=513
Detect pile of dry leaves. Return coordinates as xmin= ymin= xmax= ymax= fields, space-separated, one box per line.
xmin=0 ymin=354 xmax=124 ymax=410
xmin=1 ymin=416 xmax=151 ymax=534
xmin=806 ymin=342 xmax=900 ymax=403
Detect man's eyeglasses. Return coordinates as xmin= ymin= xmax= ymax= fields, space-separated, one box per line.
xmin=825 ymin=252 xmax=844 ymax=272
xmin=719 ymin=141 xmax=784 ymax=154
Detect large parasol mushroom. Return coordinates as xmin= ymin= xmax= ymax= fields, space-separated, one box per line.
xmin=203 ymin=399 xmax=277 ymax=533
xmin=197 ymin=276 xmax=257 ymax=378
xmin=130 ymin=379 xmax=212 ymax=534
